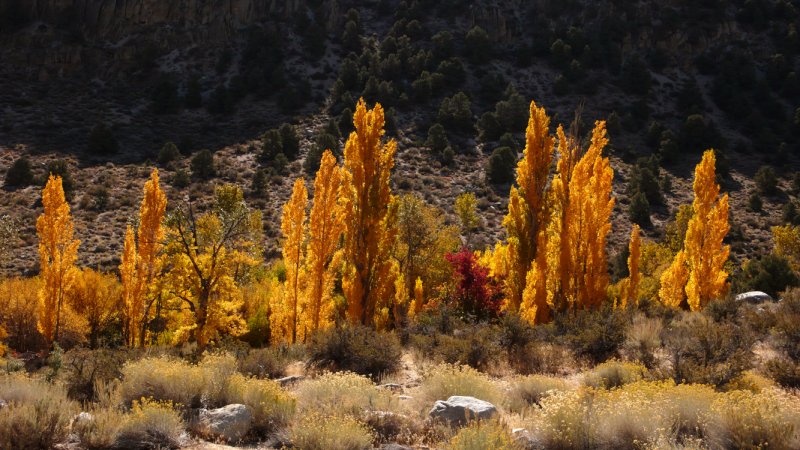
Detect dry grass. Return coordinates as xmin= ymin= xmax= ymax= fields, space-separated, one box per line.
xmin=520 ymin=379 xmax=800 ymax=449
xmin=419 ymin=363 xmax=500 ymax=406
xmin=583 ymin=360 xmax=649 ymax=389
xmin=115 ymin=398 xmax=185 ymax=449
xmin=224 ymin=373 xmax=295 ymax=432
xmin=706 ymin=388 xmax=800 ymax=449
xmin=0 ymin=374 xmax=78 ymax=450
xmin=291 ymin=413 xmax=374 ymax=450
xmin=507 ymin=374 xmax=572 ymax=413
xmin=296 ymin=371 xmax=395 ymax=417
xmin=445 ymin=420 xmax=522 ymax=450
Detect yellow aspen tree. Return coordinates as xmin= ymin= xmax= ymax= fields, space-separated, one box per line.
xmin=119 ymin=168 xmax=167 ymax=347
xmin=281 ymin=178 xmax=308 ymax=344
xmin=70 ymin=268 xmax=122 ymax=348
xmin=454 ymin=192 xmax=479 ymax=246
xmin=625 ymin=224 xmax=642 ymax=308
xmin=684 ymin=150 xmax=730 ymax=310
xmin=545 ymin=125 xmax=580 ymax=313
xmin=37 ymin=175 xmax=80 ymax=344
xmin=773 ymin=225 xmax=800 ymax=270
xmin=341 ymin=99 xmax=398 ymax=326
xmin=520 ymin=227 xmax=549 ymax=324
xmin=409 ymin=277 xmax=424 ymax=319
xmin=659 ymin=250 xmax=689 ymax=308
xmin=503 ymin=101 xmax=554 ymax=313
xmin=165 ymin=184 xmax=259 ymax=349
xmin=562 ymin=121 xmax=614 ymax=310
xmin=119 ymin=226 xmax=139 ymax=346
xmin=304 ymin=150 xmax=344 ymax=335
xmin=135 ymin=168 xmax=168 ymax=346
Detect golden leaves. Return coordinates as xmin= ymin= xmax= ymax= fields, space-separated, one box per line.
xmin=36 ymin=175 xmax=80 ymax=343
xmin=341 ymin=99 xmax=398 ymax=325
xmin=659 ymin=150 xmax=730 ymax=310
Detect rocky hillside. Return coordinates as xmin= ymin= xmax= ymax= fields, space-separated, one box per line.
xmin=1 ymin=0 xmax=799 ymax=276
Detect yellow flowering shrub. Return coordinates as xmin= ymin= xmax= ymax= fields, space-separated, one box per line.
xmin=291 ymin=413 xmax=374 ymax=450
xmin=446 ymin=420 xmax=521 ymax=450
xmin=296 ymin=371 xmax=395 ymax=417
xmin=420 ymin=363 xmax=500 ymax=406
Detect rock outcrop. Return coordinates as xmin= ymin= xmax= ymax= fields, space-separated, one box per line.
xmin=195 ymin=404 xmax=253 ymax=443
xmin=428 ymin=395 xmax=497 ymax=425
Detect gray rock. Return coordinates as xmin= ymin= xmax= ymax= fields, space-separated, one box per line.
xmin=0 ymin=400 xmax=6 ymax=411
xmin=71 ymin=411 xmax=94 ymax=427
xmin=196 ymin=404 xmax=252 ymax=442
xmin=398 ymin=395 xmax=413 ymax=401
xmin=381 ymin=444 xmax=414 ymax=450
xmin=379 ymin=383 xmax=403 ymax=392
xmin=512 ymin=427 xmax=544 ymax=450
xmin=277 ymin=375 xmax=304 ymax=387
xmin=428 ymin=396 xmax=497 ymax=425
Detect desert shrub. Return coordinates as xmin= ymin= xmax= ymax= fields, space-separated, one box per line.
xmin=190 ymin=149 xmax=215 ymax=179
xmin=307 ymin=325 xmax=401 ymax=380
xmin=583 ymin=360 xmax=648 ymax=389
xmin=291 ymin=413 xmax=374 ymax=450
xmin=737 ymin=253 xmax=798 ymax=298
xmin=486 ymin=146 xmax=516 ymax=184
xmin=748 ymin=191 xmax=763 ymax=212
xmin=420 ymin=364 xmax=499 ymax=405
xmin=447 ymin=420 xmax=520 ymax=450
xmin=63 ymin=348 xmax=131 ymax=402
xmin=0 ymin=375 xmax=78 ymax=449
xmin=115 ymin=399 xmax=185 ymax=450
xmin=172 ymin=169 xmax=190 ymax=188
xmin=362 ymin=410 xmax=421 ymax=445
xmin=766 ymin=359 xmax=800 ymax=388
xmin=158 ymin=142 xmax=181 ymax=166
xmin=508 ymin=374 xmax=571 ymax=413
xmin=296 ymin=372 xmax=394 ymax=418
xmin=279 ymin=123 xmax=300 ymax=160
xmin=87 ymin=123 xmax=119 ymax=155
xmin=621 ymin=314 xmax=663 ymax=369
xmin=409 ymin=327 xmax=499 ymax=372
xmin=120 ymin=354 xmax=236 ymax=408
xmin=628 ymin=191 xmax=651 ymax=226
xmin=705 ymin=388 xmax=800 ymax=449
xmin=45 ymin=159 xmax=75 ymax=197
xmin=237 ymin=345 xmax=301 ymax=379
xmin=511 ymin=342 xmax=577 ymax=375
xmin=74 ymin=407 xmax=125 ymax=449
xmin=664 ymin=313 xmax=752 ymax=388
xmin=556 ymin=304 xmax=630 ymax=364
xmin=755 ymin=165 xmax=779 ymax=195
xmin=4 ymin=157 xmax=33 ymax=187
xmin=526 ymin=381 xmax=717 ymax=449
xmin=426 ymin=123 xmax=450 ymax=155
xmin=224 ymin=373 xmax=295 ymax=433
xmin=438 ymin=92 xmax=473 ymax=132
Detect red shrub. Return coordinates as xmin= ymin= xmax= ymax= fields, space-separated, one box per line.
xmin=445 ymin=249 xmax=502 ymax=319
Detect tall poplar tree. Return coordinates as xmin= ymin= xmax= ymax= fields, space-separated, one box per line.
xmin=304 ymin=151 xmax=344 ymax=334
xmin=280 ymin=178 xmax=308 ymax=344
xmin=37 ymin=175 xmax=80 ymax=345
xmin=341 ymin=99 xmax=398 ymax=326
xmin=659 ymin=150 xmax=729 ymax=310
xmin=503 ymin=101 xmax=554 ymax=313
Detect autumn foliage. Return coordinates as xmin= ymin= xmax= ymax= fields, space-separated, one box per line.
xmin=445 ymin=249 xmax=502 ymax=319
xmin=659 ymin=150 xmax=730 ymax=310
xmin=0 ymin=98 xmax=741 ymax=357
xmin=341 ymin=99 xmax=398 ymax=326
xmin=37 ymin=175 xmax=80 ymax=344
